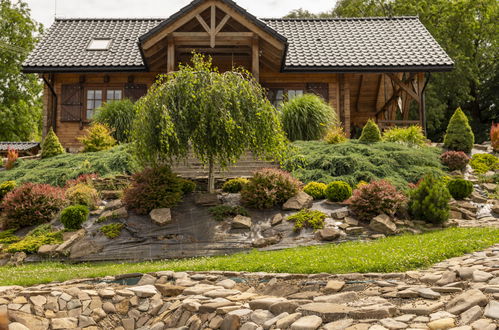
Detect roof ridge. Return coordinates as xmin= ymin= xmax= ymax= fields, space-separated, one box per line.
xmin=54 ymin=17 xmax=166 ymax=21
xmin=261 ymin=16 xmax=419 ymax=21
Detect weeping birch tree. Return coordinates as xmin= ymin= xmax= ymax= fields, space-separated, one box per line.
xmin=132 ymin=54 xmax=287 ymax=193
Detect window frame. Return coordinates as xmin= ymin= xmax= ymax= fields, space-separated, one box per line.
xmin=86 ymin=38 xmax=112 ymax=51
xmin=83 ymin=85 xmax=123 ymax=122
xmin=265 ymin=83 xmax=306 ymax=109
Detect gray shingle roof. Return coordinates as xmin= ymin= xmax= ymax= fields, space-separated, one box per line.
xmin=23 ymin=16 xmax=453 ymax=73
xmin=0 ymin=142 xmax=40 ymax=152
xmin=262 ymin=17 xmax=453 ymax=71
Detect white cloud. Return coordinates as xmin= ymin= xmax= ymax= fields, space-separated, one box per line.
xmin=25 ymin=0 xmax=336 ymax=28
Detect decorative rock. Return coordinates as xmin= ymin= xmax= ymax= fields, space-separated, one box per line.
xmin=8 ymin=323 xmax=29 ymax=330
xmin=128 ymin=285 xmax=158 ymax=298
xmin=137 ymin=273 xmax=157 ymax=285
xmin=316 ymin=228 xmax=342 ymax=241
xmin=9 ymin=311 xmax=49 ymax=330
xmin=232 ymin=215 xmax=252 ymax=229
xmin=276 ymin=313 xmax=302 ymax=329
xmin=249 ymin=298 xmax=286 ymax=310
xmin=29 ymin=296 xmax=47 ymax=307
xmin=155 ymin=284 xmax=185 ymax=296
xmin=322 ymin=318 xmax=354 ymax=330
xmin=331 ymin=208 xmax=349 ymax=219
xmin=37 ymin=244 xmax=58 ymax=254
xmin=290 ymin=315 xmax=323 ymax=330
xmin=379 ymin=318 xmax=408 ymax=329
xmin=298 ymin=303 xmax=351 ymax=322
xmin=221 ymin=313 xmax=241 ymax=330
xmin=55 ymin=229 xmax=85 ymax=253
xmin=417 ymin=288 xmax=441 ymax=300
xmin=270 ymin=301 xmax=299 ymax=315
xmin=459 ymin=306 xmax=483 ymax=325
xmin=102 ymin=302 xmax=116 ymax=313
xmin=369 ymin=214 xmax=397 ymax=234
xmin=271 ymin=213 xmax=283 ymax=226
xmin=472 ymin=270 xmax=493 ymax=282
xmin=250 ymin=309 xmax=274 ymax=325
xmin=51 ymin=317 xmax=78 ymax=329
xmin=217 ymin=279 xmax=237 ymax=289
xmin=283 ymin=192 xmax=313 ymax=210
xmin=446 ymin=289 xmax=488 ymax=315
xmin=484 ymin=300 xmax=499 ymax=319
xmin=149 ymin=208 xmax=172 ymax=226
xmin=436 ymin=271 xmax=457 ymax=286
xmin=314 ymin=292 xmax=358 ymax=304
xmin=240 ymin=322 xmax=260 ymax=330
xmin=194 ymin=193 xmax=220 ymax=206
xmin=427 ymin=317 xmax=455 ymax=329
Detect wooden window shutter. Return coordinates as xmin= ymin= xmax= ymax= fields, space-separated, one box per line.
xmin=306 ymin=83 xmax=329 ymax=101
xmin=60 ymin=84 xmax=83 ymax=122
xmin=124 ymin=83 xmax=148 ymax=102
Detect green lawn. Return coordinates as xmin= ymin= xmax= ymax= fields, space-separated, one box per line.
xmin=3 ymin=227 xmax=499 ymax=287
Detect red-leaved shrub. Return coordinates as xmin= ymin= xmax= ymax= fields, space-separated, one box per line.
xmin=348 ymin=180 xmax=407 ymax=221
xmin=241 ymin=168 xmax=301 ymax=209
xmin=123 ymin=165 xmax=183 ymax=215
xmin=1 ymin=183 xmax=67 ymax=228
xmin=5 ymin=147 xmax=18 ymax=170
xmin=65 ymin=173 xmax=99 ymax=188
xmin=492 ymin=122 xmax=499 ymax=152
xmin=440 ymin=151 xmax=470 ymax=171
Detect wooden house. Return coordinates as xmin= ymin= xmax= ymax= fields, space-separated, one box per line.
xmin=23 ymin=0 xmax=453 ymax=151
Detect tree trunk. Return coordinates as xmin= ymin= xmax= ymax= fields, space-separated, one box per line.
xmin=208 ymin=158 xmax=215 ymax=193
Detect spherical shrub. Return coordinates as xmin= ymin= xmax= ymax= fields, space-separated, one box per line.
xmin=324 ymin=126 xmax=347 ymax=144
xmin=1 ymin=183 xmax=67 ymax=228
xmin=447 ymin=178 xmax=473 ymax=200
xmin=78 ymin=123 xmax=117 ymax=152
xmin=94 ymin=99 xmax=136 ymax=143
xmin=60 ymin=205 xmax=89 ymax=230
xmin=0 ymin=180 xmax=16 ymax=201
xmin=348 ymin=180 xmax=407 ymax=221
xmin=359 ymin=119 xmax=381 ymax=144
xmin=222 ymin=178 xmax=250 ymax=193
xmin=440 ymin=151 xmax=470 ymax=171
xmin=382 ymin=125 xmax=426 ymax=147
xmin=123 ymin=165 xmax=184 ymax=215
xmin=287 ymin=209 xmax=327 ymax=232
xmin=179 ymin=179 xmax=197 ymax=194
xmin=409 ymin=174 xmax=451 ymax=224
xmin=443 ymin=107 xmax=474 ymax=154
xmin=241 ymin=168 xmax=301 ymax=209
xmin=41 ymin=127 xmax=65 ymax=158
xmin=303 ymin=182 xmax=327 ymax=199
xmin=325 ymin=181 xmax=352 ymax=202
xmin=65 ymin=183 xmax=100 ymax=210
xmin=281 ymin=94 xmax=335 ymax=141
xmin=470 ymin=153 xmax=499 ymax=174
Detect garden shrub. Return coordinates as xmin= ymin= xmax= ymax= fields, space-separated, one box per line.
xmin=324 ymin=126 xmax=347 ymax=145
xmin=470 ymin=153 xmax=499 ymax=174
xmin=241 ymin=168 xmax=301 ymax=209
xmin=60 ymin=205 xmax=89 ymax=230
xmin=0 ymin=181 xmax=16 ymax=201
xmin=100 ymin=223 xmax=124 ymax=239
xmin=303 ymin=182 xmax=327 ymax=199
xmin=359 ymin=119 xmax=381 ymax=144
xmin=281 ymin=94 xmax=335 ymax=141
xmin=382 ymin=125 xmax=426 ymax=147
xmin=65 ymin=173 xmax=99 ymax=188
xmin=94 ymin=99 xmax=136 ymax=143
xmin=287 ymin=209 xmax=326 ymax=232
xmin=222 ymin=178 xmax=249 ymax=193
xmin=179 ymin=179 xmax=197 ymax=194
xmin=6 ymin=225 xmax=62 ymax=254
xmin=65 ymin=184 xmax=99 ymax=209
xmin=447 ymin=178 xmax=473 ymax=200
xmin=5 ymin=148 xmax=18 ymax=170
xmin=409 ymin=174 xmax=451 ymax=224
xmin=348 ymin=180 xmax=407 ymax=221
xmin=208 ymin=205 xmax=249 ymax=221
xmin=443 ymin=107 xmax=474 ymax=153
xmin=0 ymin=229 xmax=20 ymax=244
xmin=440 ymin=151 xmax=470 ymax=171
xmin=325 ymin=181 xmax=352 ymax=202
xmin=491 ymin=122 xmax=499 ymax=152
xmin=78 ymin=123 xmax=117 ymax=152
xmin=41 ymin=127 xmax=65 ymax=159
xmin=1 ymin=183 xmax=67 ymax=228
xmin=123 ymin=165 xmax=184 ymax=215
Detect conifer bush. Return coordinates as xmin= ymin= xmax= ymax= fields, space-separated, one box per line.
xmin=94 ymin=99 xmax=136 ymax=143
xmin=78 ymin=123 xmax=116 ymax=152
xmin=65 ymin=183 xmax=99 ymax=210
xmin=447 ymin=178 xmax=473 ymax=200
xmin=358 ymin=119 xmax=381 ymax=144
xmin=470 ymin=153 xmax=499 ymax=174
xmin=41 ymin=128 xmax=65 ymax=158
xmin=0 ymin=181 xmax=16 ymax=202
xmin=324 ymin=126 xmax=347 ymax=144
xmin=222 ymin=178 xmax=249 ymax=193
xmin=409 ymin=174 xmax=451 ymax=224
xmin=325 ymin=181 xmax=352 ymax=202
xmin=60 ymin=205 xmax=89 ymax=230
xmin=382 ymin=125 xmax=426 ymax=147
xmin=443 ymin=108 xmax=474 ymax=154
xmin=5 ymin=148 xmax=18 ymax=170
xmin=287 ymin=209 xmax=326 ymax=232
xmin=440 ymin=151 xmax=470 ymax=171
xmin=491 ymin=123 xmax=499 ymax=152
xmin=303 ymin=182 xmax=327 ymax=199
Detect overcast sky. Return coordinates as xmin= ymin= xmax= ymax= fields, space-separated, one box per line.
xmin=24 ymin=0 xmax=336 ymax=28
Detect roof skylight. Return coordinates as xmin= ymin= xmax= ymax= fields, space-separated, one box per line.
xmin=87 ymin=38 xmax=112 ymax=50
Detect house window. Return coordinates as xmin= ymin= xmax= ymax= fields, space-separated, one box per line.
xmin=268 ymin=88 xmax=305 ymax=109
xmin=85 ymin=88 xmax=123 ymax=120
xmin=106 ymin=89 xmax=122 ymax=102
xmin=87 ymin=38 xmax=112 ymax=51
xmin=287 ymin=90 xmax=304 ymax=100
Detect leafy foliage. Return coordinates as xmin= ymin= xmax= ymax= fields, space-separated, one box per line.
xmin=324 ymin=126 xmax=348 ymax=145
xmin=0 ymin=229 xmax=20 ymax=244
xmin=241 ymin=168 xmax=301 ymax=209
xmin=123 ymin=165 xmax=184 ymax=215
xmin=409 ymin=174 xmax=451 ymax=224
xmin=94 ymin=99 xmax=136 ymax=143
xmin=382 ymin=125 xmax=426 ymax=147
xmin=282 ymin=141 xmax=444 ymax=188
xmin=280 ymin=93 xmax=335 ymax=141
xmin=132 ymin=54 xmax=287 ymax=192
xmin=470 ymin=153 xmax=499 ymax=174
xmin=208 ymin=205 xmax=249 ymax=221
xmin=0 ymin=145 xmax=136 ymax=187
xmin=348 ymin=180 xmax=407 ymax=221
xmin=325 ymin=181 xmax=352 ymax=202
xmin=447 ymin=178 xmax=473 ymax=200
xmin=443 ymin=108 xmax=475 ymax=153
xmin=287 ymin=209 xmax=327 ymax=232
xmin=6 ymin=231 xmax=62 ymax=253
xmin=303 ymin=182 xmax=327 ymax=199
xmin=65 ymin=173 xmax=99 ymax=188
xmin=5 ymin=148 xmax=18 ymax=170
xmin=179 ymin=179 xmax=197 ymax=194
xmin=100 ymin=223 xmax=124 ymax=239
xmin=222 ymin=178 xmax=249 ymax=193
xmin=60 ymin=205 xmax=89 ymax=230
xmin=41 ymin=128 xmax=65 ymax=158
xmin=440 ymin=151 xmax=470 ymax=171
xmin=491 ymin=123 xmax=499 ymax=152
xmin=358 ymin=119 xmax=381 ymax=144
xmin=0 ymin=180 xmax=16 ymax=201
xmin=65 ymin=183 xmax=99 ymax=210
xmin=78 ymin=123 xmax=117 ymax=152
xmin=1 ymin=183 xmax=67 ymax=228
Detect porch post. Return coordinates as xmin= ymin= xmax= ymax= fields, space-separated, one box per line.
xmin=167 ymin=36 xmax=175 ymax=73
xmin=417 ymin=72 xmax=427 ymax=136
xmin=344 ymin=74 xmax=351 ymax=137
xmin=252 ymin=36 xmax=259 ymax=81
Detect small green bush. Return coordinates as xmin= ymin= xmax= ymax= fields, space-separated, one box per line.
xmin=325 ymin=181 xmax=352 ymax=202
xmin=0 ymin=229 xmax=21 ymax=244
xmin=324 ymin=126 xmax=347 ymax=145
xmin=94 ymin=99 xmax=136 ymax=143
xmin=208 ymin=205 xmax=249 ymax=221
xmin=100 ymin=223 xmax=124 ymax=239
xmin=65 ymin=183 xmax=99 ymax=210
xmin=222 ymin=178 xmax=250 ymax=193
xmin=41 ymin=128 xmax=65 ymax=159
xmin=303 ymin=182 xmax=327 ymax=199
xmin=440 ymin=151 xmax=470 ymax=171
xmin=179 ymin=179 xmax=197 ymax=194
xmin=470 ymin=153 xmax=499 ymax=174
xmin=60 ymin=205 xmax=89 ymax=230
xmin=409 ymin=174 xmax=451 ymax=224
xmin=359 ymin=119 xmax=381 ymax=144
xmin=281 ymin=94 xmax=335 ymax=141
xmin=287 ymin=209 xmax=327 ymax=232
xmin=6 ymin=230 xmax=62 ymax=254
xmin=447 ymin=178 xmax=473 ymax=200
xmin=443 ymin=108 xmax=474 ymax=154
xmin=382 ymin=125 xmax=426 ymax=147
xmin=0 ymin=180 xmax=16 ymax=201
xmin=78 ymin=123 xmax=117 ymax=152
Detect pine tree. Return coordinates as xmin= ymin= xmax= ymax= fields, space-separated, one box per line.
xmin=409 ymin=174 xmax=451 ymax=224
xmin=443 ymin=108 xmax=474 ymax=154
xmin=359 ymin=119 xmax=381 ymax=143
xmin=41 ymin=127 xmax=65 ymax=158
